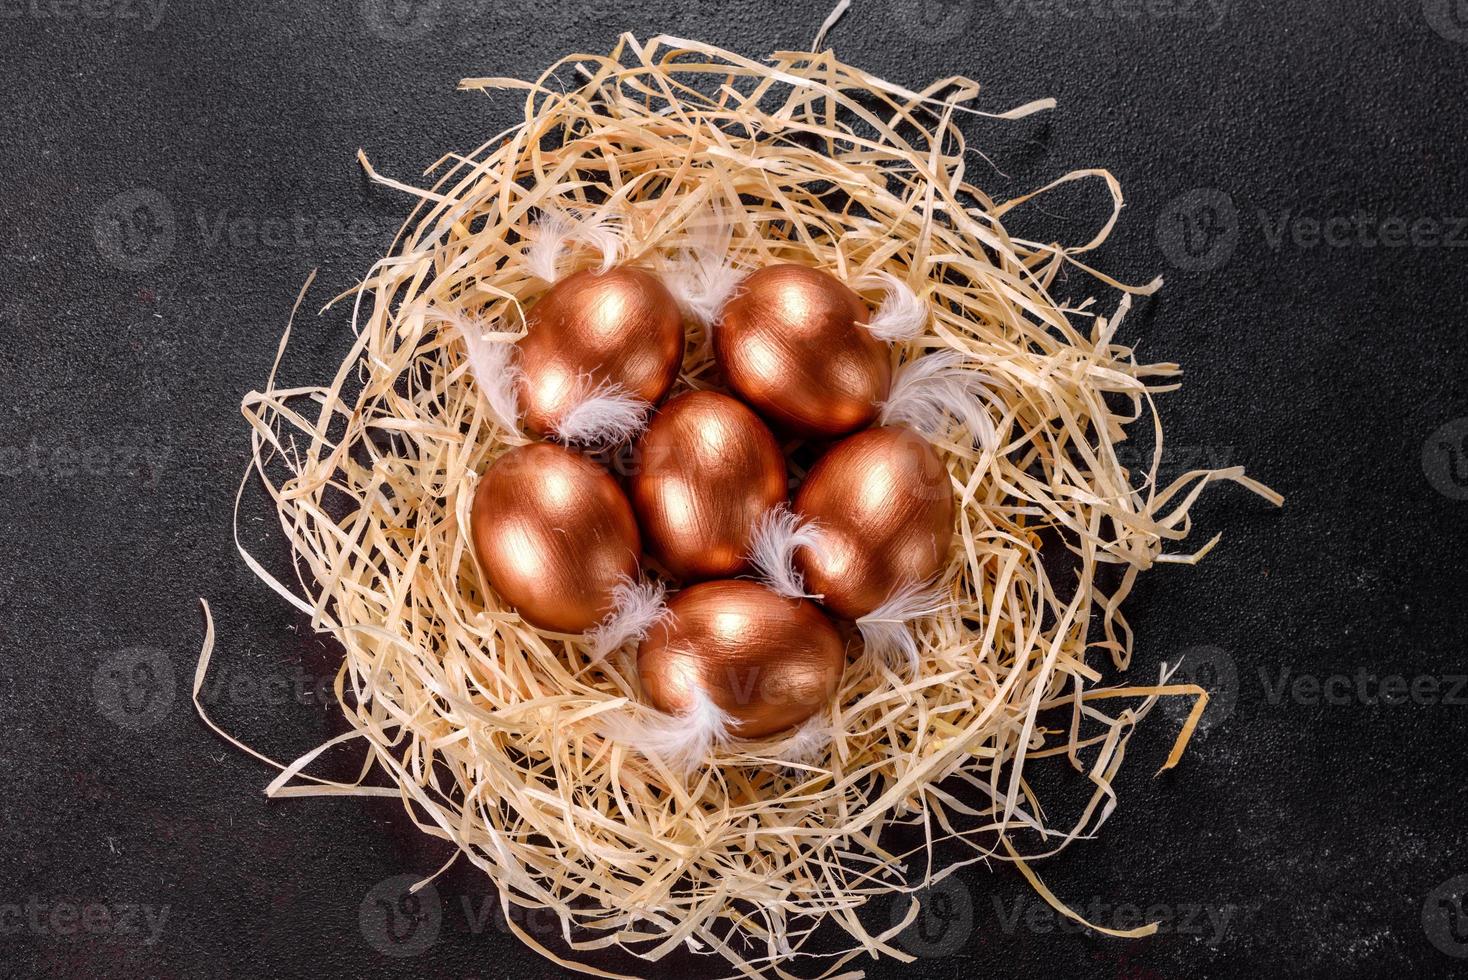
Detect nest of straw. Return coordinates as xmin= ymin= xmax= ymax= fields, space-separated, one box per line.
xmin=215 ymin=33 xmax=1280 ymax=977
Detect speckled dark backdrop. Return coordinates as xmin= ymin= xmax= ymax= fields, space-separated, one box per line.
xmin=2 ymin=0 xmax=1466 ymax=977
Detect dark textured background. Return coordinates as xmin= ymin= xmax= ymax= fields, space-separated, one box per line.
xmin=3 ymin=0 xmax=1467 ymax=976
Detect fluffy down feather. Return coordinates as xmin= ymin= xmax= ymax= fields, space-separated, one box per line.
xmin=856 ymin=270 xmax=928 ymax=342
xmin=552 ymin=378 xmax=653 ymax=449
xmin=524 ymin=207 xmax=623 ymax=282
xmin=665 ymin=205 xmax=744 ymax=328
xmin=433 ymin=308 xmax=521 ymax=433
xmin=856 ymin=580 xmax=950 ymax=674
xmin=879 ymin=351 xmax=997 ymax=449
xmin=601 ymin=684 xmax=733 ymax=776
xmin=585 ymin=578 xmax=669 ymax=662
xmin=746 ymin=504 xmax=824 ymax=599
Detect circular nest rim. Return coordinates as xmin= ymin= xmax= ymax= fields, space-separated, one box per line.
xmin=207 ymin=32 xmax=1280 ymax=979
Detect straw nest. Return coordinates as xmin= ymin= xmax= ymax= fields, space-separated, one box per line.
xmin=205 ymin=32 xmax=1281 ymax=978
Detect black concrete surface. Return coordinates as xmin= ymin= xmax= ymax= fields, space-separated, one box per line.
xmin=2 ymin=1 xmax=1466 ymax=977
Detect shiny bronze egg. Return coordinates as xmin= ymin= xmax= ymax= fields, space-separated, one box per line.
xmin=793 ymin=426 xmax=955 ymax=620
xmin=471 ymin=442 xmax=640 ymax=633
xmin=629 ymin=391 xmax=787 ymax=581
xmin=637 ymin=579 xmax=845 ymax=739
xmin=713 ymin=264 xmax=890 ymax=438
xmin=517 ymin=266 xmax=685 ymax=436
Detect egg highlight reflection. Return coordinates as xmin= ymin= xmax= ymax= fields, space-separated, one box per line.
xmin=630 ymin=391 xmax=787 ymax=581
xmin=517 ymin=266 xmax=685 ymax=436
xmin=637 ymin=580 xmax=845 ymax=738
xmin=471 ymin=443 xmax=640 ymax=633
xmin=794 ymin=426 xmax=955 ymax=620
xmin=714 ymin=264 xmax=889 ymax=438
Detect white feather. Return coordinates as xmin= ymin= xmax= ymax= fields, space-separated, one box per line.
xmin=665 ymin=205 xmax=744 ymax=327
xmin=573 ymin=207 xmax=624 ymax=275
xmin=856 ymin=271 xmax=928 ymax=342
xmin=770 ymin=711 xmax=834 ymax=768
xmin=602 ymin=684 xmax=732 ymax=776
xmin=585 ymin=578 xmax=668 ymax=662
xmin=552 ymin=378 xmax=652 ymax=449
xmin=432 ymin=308 xmax=521 ymax=433
xmin=746 ymin=504 xmax=823 ymax=599
xmin=524 ymin=206 xmax=623 ymax=282
xmin=525 ymin=209 xmax=574 ymax=282
xmin=879 ymin=350 xmax=997 ymax=449
xmin=856 ymin=580 xmax=950 ymax=674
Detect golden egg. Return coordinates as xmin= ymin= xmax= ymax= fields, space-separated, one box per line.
xmin=793 ymin=426 xmax=955 ymax=620
xmin=714 ymin=264 xmax=889 ymax=438
xmin=517 ymin=266 xmax=685 ymax=436
xmin=470 ymin=442 xmax=640 ymax=633
xmin=637 ymin=579 xmax=845 ymax=739
xmin=629 ymin=391 xmax=787 ymax=581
